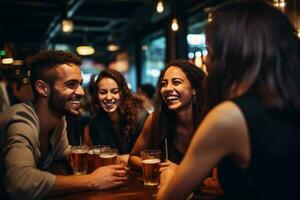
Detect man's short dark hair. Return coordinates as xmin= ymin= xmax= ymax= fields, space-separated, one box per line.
xmin=29 ymin=50 xmax=82 ymax=98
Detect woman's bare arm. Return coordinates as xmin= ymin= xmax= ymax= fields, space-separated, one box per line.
xmin=157 ymin=101 xmax=250 ymax=200
xmin=129 ymin=114 xmax=154 ymax=171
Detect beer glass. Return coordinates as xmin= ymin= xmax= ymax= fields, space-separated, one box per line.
xmin=99 ymin=148 xmax=118 ymax=166
xmin=70 ymin=145 xmax=89 ymax=175
xmin=88 ymin=145 xmax=110 ymax=173
xmin=141 ymin=150 xmax=161 ymax=186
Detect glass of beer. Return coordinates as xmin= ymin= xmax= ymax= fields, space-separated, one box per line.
xmin=99 ymin=148 xmax=118 ymax=166
xmin=141 ymin=150 xmax=161 ymax=186
xmin=87 ymin=145 xmax=110 ymax=173
xmin=70 ymin=145 xmax=89 ymax=175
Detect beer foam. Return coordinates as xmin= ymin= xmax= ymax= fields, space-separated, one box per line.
xmin=72 ymin=149 xmax=87 ymax=154
xmin=93 ymin=149 xmax=100 ymax=154
xmin=99 ymin=153 xmax=117 ymax=158
xmin=142 ymin=159 xmax=161 ymax=164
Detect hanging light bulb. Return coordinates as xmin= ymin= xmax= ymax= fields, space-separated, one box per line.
xmin=62 ymin=19 xmax=74 ymax=33
xmin=171 ymin=18 xmax=179 ymax=31
xmin=208 ymin=12 xmax=213 ymax=23
xmin=297 ymin=29 xmax=300 ymax=38
xmin=156 ymin=1 xmax=164 ymax=13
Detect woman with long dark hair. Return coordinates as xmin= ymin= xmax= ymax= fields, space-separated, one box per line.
xmin=84 ymin=69 xmax=148 ymax=154
xmin=129 ymin=60 xmax=206 ymax=168
xmin=157 ymin=1 xmax=300 ymax=199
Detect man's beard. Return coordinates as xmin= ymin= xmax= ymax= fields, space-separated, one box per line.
xmin=48 ymin=88 xmax=69 ymax=117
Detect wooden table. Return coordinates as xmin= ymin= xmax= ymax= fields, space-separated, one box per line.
xmin=48 ymin=170 xmax=157 ymax=200
xmin=46 ymin=162 xmax=221 ymax=200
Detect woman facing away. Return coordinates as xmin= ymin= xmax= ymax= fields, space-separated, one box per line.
xmin=83 ymin=70 xmax=148 ymax=158
xmin=157 ymin=1 xmax=300 ymax=200
xmin=129 ymin=60 xmax=206 ymax=170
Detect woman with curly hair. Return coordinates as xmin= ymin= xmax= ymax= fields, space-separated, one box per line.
xmin=129 ymin=60 xmax=206 ymax=169
xmin=84 ymin=69 xmax=148 ymax=154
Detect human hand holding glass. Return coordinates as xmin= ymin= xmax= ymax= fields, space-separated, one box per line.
xmin=89 ymin=164 xmax=127 ymax=190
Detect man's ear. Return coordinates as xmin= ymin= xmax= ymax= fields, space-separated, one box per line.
xmin=35 ymin=80 xmax=49 ymax=97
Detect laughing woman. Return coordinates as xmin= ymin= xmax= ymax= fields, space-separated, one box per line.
xmin=129 ymin=60 xmax=206 ymax=169
xmin=157 ymin=1 xmax=300 ymax=199
xmin=84 ymin=70 xmax=148 ymax=155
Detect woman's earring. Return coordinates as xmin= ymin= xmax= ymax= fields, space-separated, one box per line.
xmin=193 ymin=95 xmax=196 ymax=103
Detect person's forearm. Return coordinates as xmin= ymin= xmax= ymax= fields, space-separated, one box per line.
xmin=47 ymin=174 xmax=95 ymax=197
xmin=128 ymin=155 xmax=142 ymax=171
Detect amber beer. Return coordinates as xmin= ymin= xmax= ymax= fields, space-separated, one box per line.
xmin=141 ymin=150 xmax=161 ymax=186
xmin=142 ymin=158 xmax=161 ymax=186
xmin=87 ymin=149 xmax=96 ymax=174
xmin=70 ymin=146 xmax=89 ymax=175
xmin=88 ymin=145 xmax=110 ymax=173
xmin=99 ymin=148 xmax=117 ymax=166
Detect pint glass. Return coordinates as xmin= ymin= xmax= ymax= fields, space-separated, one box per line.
xmin=141 ymin=150 xmax=161 ymax=186
xmin=70 ymin=145 xmax=89 ymax=175
xmin=99 ymin=148 xmax=118 ymax=166
xmin=88 ymin=145 xmax=110 ymax=173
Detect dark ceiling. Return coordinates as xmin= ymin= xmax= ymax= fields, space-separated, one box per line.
xmin=0 ymin=0 xmax=299 ymax=63
xmin=0 ymin=0 xmax=225 ymax=62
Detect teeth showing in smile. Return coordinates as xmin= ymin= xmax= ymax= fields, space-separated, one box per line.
xmin=69 ymin=100 xmax=80 ymax=105
xmin=104 ymin=101 xmax=116 ymax=107
xmin=166 ymin=96 xmax=179 ymax=101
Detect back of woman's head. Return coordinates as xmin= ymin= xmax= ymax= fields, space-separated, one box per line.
xmin=205 ymin=1 xmax=300 ymax=110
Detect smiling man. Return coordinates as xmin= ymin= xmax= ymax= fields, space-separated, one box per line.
xmin=0 ymin=50 xmax=127 ymax=200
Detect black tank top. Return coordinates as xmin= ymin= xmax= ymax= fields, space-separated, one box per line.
xmin=218 ymin=95 xmax=300 ymax=199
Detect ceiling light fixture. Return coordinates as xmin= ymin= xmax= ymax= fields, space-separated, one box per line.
xmin=107 ymin=44 xmax=120 ymax=52
xmin=62 ymin=19 xmax=74 ymax=33
xmin=76 ymin=45 xmax=95 ymax=56
xmin=156 ymin=1 xmax=164 ymax=13
xmin=1 ymin=58 xmax=14 ymax=65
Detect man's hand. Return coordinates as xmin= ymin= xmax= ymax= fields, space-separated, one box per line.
xmin=90 ymin=165 xmax=127 ymax=190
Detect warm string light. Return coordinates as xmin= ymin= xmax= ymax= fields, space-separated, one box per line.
xmin=171 ymin=18 xmax=179 ymax=31
xmin=156 ymin=1 xmax=164 ymax=13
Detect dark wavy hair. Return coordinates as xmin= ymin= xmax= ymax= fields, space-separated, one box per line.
xmin=151 ymin=59 xmax=206 ymax=147
xmin=92 ymin=69 xmax=138 ymax=140
xmin=204 ymin=1 xmax=300 ymax=112
xmin=29 ymin=50 xmax=82 ymax=99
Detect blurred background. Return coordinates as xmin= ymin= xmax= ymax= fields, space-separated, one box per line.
xmin=0 ymin=0 xmax=299 ymax=91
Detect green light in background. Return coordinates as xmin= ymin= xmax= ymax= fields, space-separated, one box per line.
xmin=0 ymin=50 xmax=6 ymax=57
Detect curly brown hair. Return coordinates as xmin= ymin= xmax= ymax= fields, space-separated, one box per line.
xmin=92 ymin=69 xmax=138 ymax=140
